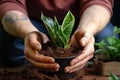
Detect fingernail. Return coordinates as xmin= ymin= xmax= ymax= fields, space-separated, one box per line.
xmin=82 ymin=40 xmax=86 ymax=45
xmin=66 ymin=67 xmax=71 ymax=73
xmin=69 ymin=70 xmax=73 ymax=73
xmin=36 ymin=45 xmax=41 ymax=50
xmin=70 ymin=62 xmax=74 ymax=66
xmin=70 ymin=60 xmax=75 ymax=65
xmin=56 ymin=64 xmax=60 ymax=68
xmin=50 ymin=58 xmax=55 ymax=62
xmin=55 ymin=69 xmax=59 ymax=71
xmin=65 ymin=67 xmax=69 ymax=72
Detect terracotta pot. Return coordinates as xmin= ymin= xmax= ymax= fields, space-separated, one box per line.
xmin=55 ymin=55 xmax=76 ymax=73
xmin=95 ymin=60 xmax=120 ymax=76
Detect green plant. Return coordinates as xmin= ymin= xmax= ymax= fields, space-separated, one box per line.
xmin=95 ymin=26 xmax=120 ymax=61
xmin=41 ymin=11 xmax=75 ymax=48
xmin=109 ymin=72 xmax=120 ymax=80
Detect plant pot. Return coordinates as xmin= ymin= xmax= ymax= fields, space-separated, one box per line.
xmin=40 ymin=42 xmax=82 ymax=73
xmin=95 ymin=60 xmax=120 ymax=76
xmin=41 ymin=42 xmax=81 ymax=73
xmin=55 ymin=55 xmax=76 ymax=73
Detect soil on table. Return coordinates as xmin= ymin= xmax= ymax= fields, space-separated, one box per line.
xmin=0 ymin=63 xmax=117 ymax=80
xmin=40 ymin=41 xmax=81 ymax=57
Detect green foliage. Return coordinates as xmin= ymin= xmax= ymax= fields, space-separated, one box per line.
xmin=109 ymin=73 xmax=120 ymax=80
xmin=41 ymin=11 xmax=75 ymax=48
xmin=95 ymin=26 xmax=120 ymax=61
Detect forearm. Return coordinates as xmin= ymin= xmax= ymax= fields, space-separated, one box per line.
xmin=1 ymin=10 xmax=38 ymax=39
xmin=78 ymin=5 xmax=111 ymax=35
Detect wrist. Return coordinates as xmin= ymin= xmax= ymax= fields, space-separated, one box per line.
xmin=19 ymin=24 xmax=39 ymax=39
xmin=77 ymin=22 xmax=97 ymax=35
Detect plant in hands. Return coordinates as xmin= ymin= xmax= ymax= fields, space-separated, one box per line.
xmin=41 ymin=11 xmax=82 ymax=73
xmin=41 ymin=11 xmax=75 ymax=48
xmin=95 ymin=26 xmax=120 ymax=61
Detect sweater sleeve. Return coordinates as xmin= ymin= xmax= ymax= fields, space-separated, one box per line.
xmin=80 ymin=0 xmax=114 ymax=17
xmin=0 ymin=0 xmax=28 ymax=21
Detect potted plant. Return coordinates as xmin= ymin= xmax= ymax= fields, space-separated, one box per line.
xmin=40 ymin=11 xmax=81 ymax=72
xmin=95 ymin=26 xmax=120 ymax=75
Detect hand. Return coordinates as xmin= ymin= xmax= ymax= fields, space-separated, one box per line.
xmin=65 ymin=29 xmax=95 ymax=73
xmin=24 ymin=31 xmax=59 ymax=72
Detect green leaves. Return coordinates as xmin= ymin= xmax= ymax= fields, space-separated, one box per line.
xmin=61 ymin=11 xmax=75 ymax=40
xmin=41 ymin=13 xmax=57 ymax=45
xmin=109 ymin=73 xmax=120 ymax=80
xmin=95 ymin=26 xmax=120 ymax=61
xmin=114 ymin=26 xmax=120 ymax=36
xmin=41 ymin=11 xmax=75 ymax=48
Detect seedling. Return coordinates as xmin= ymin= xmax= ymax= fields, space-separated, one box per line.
xmin=41 ymin=11 xmax=75 ymax=48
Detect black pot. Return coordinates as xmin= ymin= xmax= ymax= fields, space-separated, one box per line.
xmin=55 ymin=55 xmax=76 ymax=73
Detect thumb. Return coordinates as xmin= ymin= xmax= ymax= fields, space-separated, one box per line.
xmin=29 ymin=33 xmax=42 ymax=51
xmin=80 ymin=34 xmax=90 ymax=47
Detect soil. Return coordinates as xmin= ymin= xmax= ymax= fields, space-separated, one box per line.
xmin=0 ymin=63 xmax=117 ymax=80
xmin=40 ymin=41 xmax=81 ymax=57
xmin=1 ymin=43 xmax=119 ymax=80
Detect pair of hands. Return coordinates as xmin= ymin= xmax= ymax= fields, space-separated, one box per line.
xmin=24 ymin=29 xmax=95 ymax=73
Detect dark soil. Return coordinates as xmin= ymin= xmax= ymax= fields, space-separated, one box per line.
xmin=0 ymin=63 xmax=114 ymax=80
xmin=40 ymin=41 xmax=81 ymax=58
xmin=40 ymin=41 xmax=82 ymax=73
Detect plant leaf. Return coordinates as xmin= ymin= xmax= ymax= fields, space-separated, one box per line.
xmin=109 ymin=73 xmax=120 ymax=80
xmin=56 ymin=30 xmax=68 ymax=48
xmin=95 ymin=49 xmax=104 ymax=54
xmin=95 ymin=40 xmax=106 ymax=48
xmin=54 ymin=16 xmax=60 ymax=33
xmin=114 ymin=26 xmax=120 ymax=35
xmin=106 ymin=46 xmax=116 ymax=50
xmin=95 ymin=26 xmax=120 ymax=61
xmin=41 ymin=13 xmax=56 ymax=44
xmin=41 ymin=13 xmax=55 ymax=28
xmin=61 ymin=11 xmax=75 ymax=40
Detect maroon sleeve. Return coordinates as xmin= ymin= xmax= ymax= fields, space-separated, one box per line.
xmin=0 ymin=0 xmax=28 ymax=21
xmin=80 ymin=0 xmax=114 ymax=17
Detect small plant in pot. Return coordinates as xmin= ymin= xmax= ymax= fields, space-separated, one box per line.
xmin=40 ymin=11 xmax=81 ymax=73
xmin=95 ymin=26 xmax=120 ymax=75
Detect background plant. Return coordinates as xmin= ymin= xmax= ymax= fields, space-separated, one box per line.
xmin=41 ymin=11 xmax=75 ymax=48
xmin=109 ymin=72 xmax=120 ymax=80
xmin=95 ymin=26 xmax=120 ymax=61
